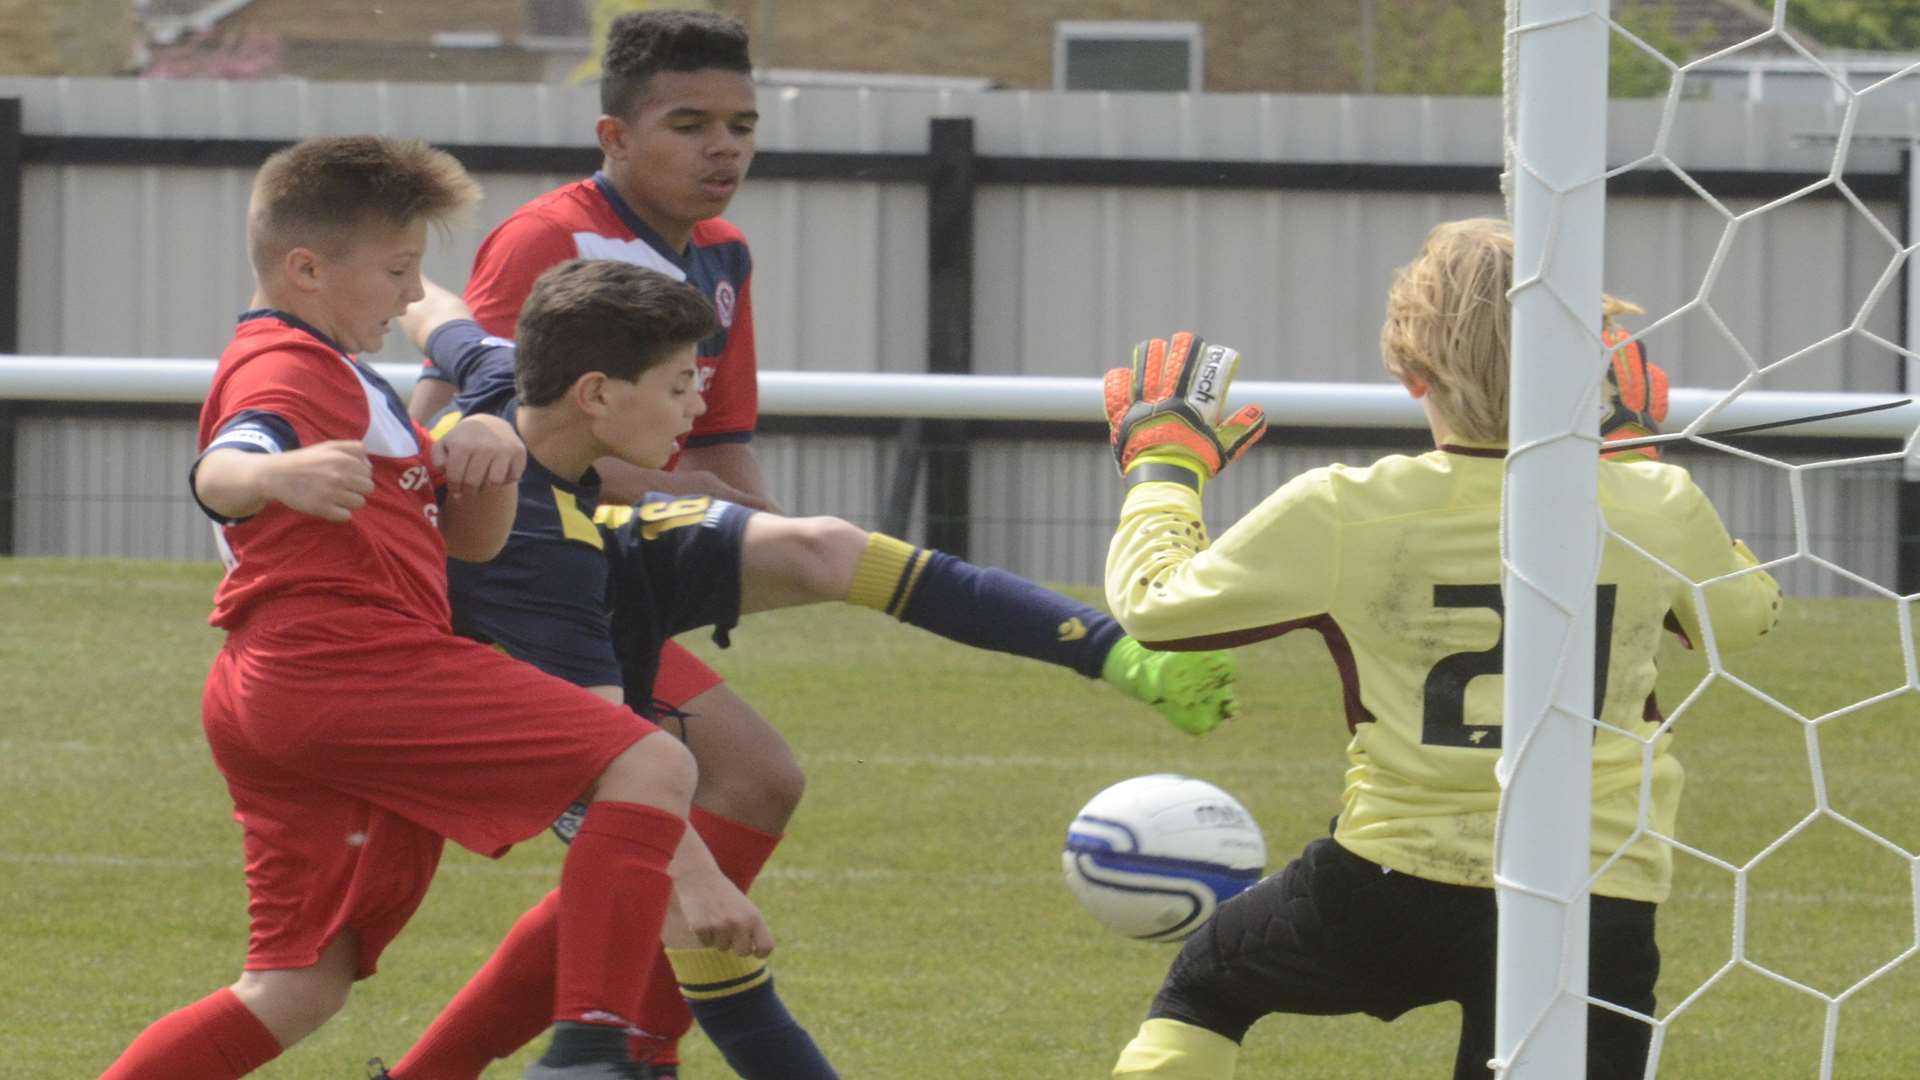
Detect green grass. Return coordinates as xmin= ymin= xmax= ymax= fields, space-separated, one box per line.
xmin=2 ymin=557 xmax=1915 ymax=1078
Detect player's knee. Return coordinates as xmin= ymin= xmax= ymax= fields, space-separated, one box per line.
xmin=594 ymin=730 xmax=698 ymax=810
xmin=230 ymin=967 xmax=353 ymax=1047
xmin=702 ymin=735 xmax=806 ymax=827
xmin=787 ymin=515 xmax=868 ymax=599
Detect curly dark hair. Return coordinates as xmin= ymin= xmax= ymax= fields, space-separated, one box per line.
xmin=601 ymin=9 xmax=752 ymax=118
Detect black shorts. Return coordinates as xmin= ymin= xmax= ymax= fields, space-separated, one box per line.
xmin=604 ymin=493 xmax=754 ymax=714
xmin=1149 ymin=836 xmax=1659 ymax=1080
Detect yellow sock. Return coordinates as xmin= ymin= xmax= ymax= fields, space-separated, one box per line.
xmin=1113 ymin=1018 xmax=1241 ymax=1079
xmin=665 ymin=946 xmax=771 ymax=1002
xmin=845 ymin=532 xmax=932 ymax=617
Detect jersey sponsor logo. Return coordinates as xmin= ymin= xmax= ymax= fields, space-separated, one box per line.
xmin=714 ymin=279 xmax=737 ymax=328
xmin=399 ymin=465 xmax=432 ymax=492
xmin=1057 ymin=617 xmax=1088 ymax=642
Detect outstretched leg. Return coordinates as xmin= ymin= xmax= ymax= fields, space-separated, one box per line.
xmin=738 ymin=517 xmax=1239 ymax=734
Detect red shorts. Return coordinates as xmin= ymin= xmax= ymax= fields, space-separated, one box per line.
xmin=654 ymin=639 xmax=726 ymax=709
xmin=202 ymin=603 xmax=660 ymax=976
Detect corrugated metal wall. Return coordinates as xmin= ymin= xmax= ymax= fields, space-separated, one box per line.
xmin=3 ymin=77 xmax=1914 ymax=593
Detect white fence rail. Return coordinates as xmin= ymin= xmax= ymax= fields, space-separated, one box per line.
xmin=2 ymin=358 xmax=1912 ymax=594
xmin=5 ymin=357 xmax=1917 ymax=437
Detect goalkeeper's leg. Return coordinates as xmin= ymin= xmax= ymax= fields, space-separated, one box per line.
xmin=736 ymin=514 xmax=1239 ymax=734
xmin=1114 ymin=837 xmax=1487 ymax=1078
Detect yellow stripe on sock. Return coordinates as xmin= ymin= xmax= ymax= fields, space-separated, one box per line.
xmin=847 ymin=532 xmax=919 ymax=615
xmin=1112 ymin=1019 xmax=1240 ymax=1079
xmin=666 ymin=946 xmax=771 ymax=1002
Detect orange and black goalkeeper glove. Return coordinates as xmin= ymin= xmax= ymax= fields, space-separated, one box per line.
xmin=1600 ymin=328 xmax=1669 ymax=462
xmin=1103 ymin=332 xmax=1267 ymax=489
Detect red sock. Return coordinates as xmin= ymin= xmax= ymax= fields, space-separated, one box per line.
xmin=630 ymin=807 xmax=785 ymax=1064
xmin=390 ymin=889 xmax=560 ymax=1080
xmin=555 ymin=800 xmax=685 ymax=1027
xmin=98 ymin=987 xmax=282 ymax=1080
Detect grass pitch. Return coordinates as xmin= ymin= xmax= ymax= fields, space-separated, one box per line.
xmin=2 ymin=557 xmax=1915 ymax=1078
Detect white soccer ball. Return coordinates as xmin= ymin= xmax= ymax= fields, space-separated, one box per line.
xmin=1061 ymin=773 xmax=1267 ymax=942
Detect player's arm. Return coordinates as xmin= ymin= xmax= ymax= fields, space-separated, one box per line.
xmin=673 ymin=443 xmax=783 ymax=513
xmin=1108 ymin=476 xmax=1337 ymax=647
xmin=1665 ymin=478 xmax=1782 ymax=652
xmin=192 ymin=355 xmax=379 ymax=523
xmin=402 ymin=273 xmax=474 ymax=423
xmin=433 ymin=413 xmax=526 ymax=562
xmin=1103 ymin=333 xmax=1338 ymax=647
xmin=596 ymin=449 xmax=783 ymax=513
xmin=193 ymin=437 xmax=374 ymax=524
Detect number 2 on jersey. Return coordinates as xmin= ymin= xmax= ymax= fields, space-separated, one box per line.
xmin=1420 ymin=583 xmax=1617 ymax=749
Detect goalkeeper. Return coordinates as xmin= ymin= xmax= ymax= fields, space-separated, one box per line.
xmin=1100 ymin=218 xmax=1780 ymax=1080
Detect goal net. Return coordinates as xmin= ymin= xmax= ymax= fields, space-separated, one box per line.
xmin=1497 ymin=2 xmax=1920 ymax=1078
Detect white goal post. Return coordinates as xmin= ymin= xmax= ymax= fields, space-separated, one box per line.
xmin=1499 ymin=1 xmax=1611 ymax=1078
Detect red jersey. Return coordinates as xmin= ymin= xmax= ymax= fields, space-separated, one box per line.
xmin=463 ymin=173 xmax=759 ymax=450
xmin=196 ymin=310 xmax=450 ymax=631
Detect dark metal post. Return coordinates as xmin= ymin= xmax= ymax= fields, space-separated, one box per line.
xmin=0 ymin=98 xmax=23 ymax=556
xmin=922 ymin=116 xmax=976 ymax=557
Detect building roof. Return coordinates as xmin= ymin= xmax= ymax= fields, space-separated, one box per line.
xmin=137 ymin=0 xmax=261 ymax=44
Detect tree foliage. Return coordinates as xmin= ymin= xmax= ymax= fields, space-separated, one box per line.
xmin=1356 ymin=0 xmax=1712 ymax=98
xmin=1786 ymin=0 xmax=1920 ymax=50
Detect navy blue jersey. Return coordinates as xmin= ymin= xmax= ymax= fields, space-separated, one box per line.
xmin=600 ymin=496 xmax=751 ymax=706
xmin=425 ymin=320 xmax=750 ymax=705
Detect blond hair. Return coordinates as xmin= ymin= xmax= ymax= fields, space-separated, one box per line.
xmin=247 ymin=135 xmax=481 ymax=275
xmin=1381 ymin=218 xmax=1514 ymax=442
xmin=1381 ymin=218 xmax=1641 ymax=442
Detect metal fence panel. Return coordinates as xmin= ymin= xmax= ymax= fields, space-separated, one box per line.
xmin=3 ymin=77 xmax=1914 ymax=593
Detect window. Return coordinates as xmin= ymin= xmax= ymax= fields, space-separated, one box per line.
xmin=1054 ymin=21 xmax=1204 ymax=93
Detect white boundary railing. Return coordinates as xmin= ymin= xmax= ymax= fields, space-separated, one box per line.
xmin=3 ymin=356 xmax=1916 ymax=437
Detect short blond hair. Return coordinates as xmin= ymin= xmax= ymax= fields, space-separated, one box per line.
xmin=247 ymin=136 xmax=481 ymax=274
xmin=1381 ymin=219 xmax=1640 ymax=442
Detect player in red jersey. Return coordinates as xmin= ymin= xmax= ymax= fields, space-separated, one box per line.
xmin=402 ymin=12 xmax=1239 ymax=1076
xmin=93 ymin=137 xmax=751 ymax=1080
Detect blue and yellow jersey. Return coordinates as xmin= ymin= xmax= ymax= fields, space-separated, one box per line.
xmin=425 ymin=320 xmax=751 ymax=702
xmin=1106 ymin=445 xmax=1781 ymax=902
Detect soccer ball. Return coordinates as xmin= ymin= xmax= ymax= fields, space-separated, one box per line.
xmin=1061 ymin=774 xmax=1267 ymax=942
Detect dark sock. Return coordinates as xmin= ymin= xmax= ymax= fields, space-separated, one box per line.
xmin=685 ymin=977 xmax=837 ymax=1079
xmin=848 ymin=533 xmax=1124 ymax=678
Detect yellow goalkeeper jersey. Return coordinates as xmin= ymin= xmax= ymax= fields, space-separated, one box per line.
xmin=1107 ymin=443 xmax=1781 ymax=902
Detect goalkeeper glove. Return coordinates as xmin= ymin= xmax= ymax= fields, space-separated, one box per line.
xmin=1600 ymin=328 xmax=1669 ymax=462
xmin=1104 ymin=332 xmax=1267 ymax=488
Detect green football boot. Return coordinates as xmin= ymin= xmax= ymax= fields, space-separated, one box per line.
xmin=1102 ymin=637 xmax=1239 ymax=735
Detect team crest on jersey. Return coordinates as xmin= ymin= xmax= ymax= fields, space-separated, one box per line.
xmin=713 ymin=280 xmax=736 ymax=328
